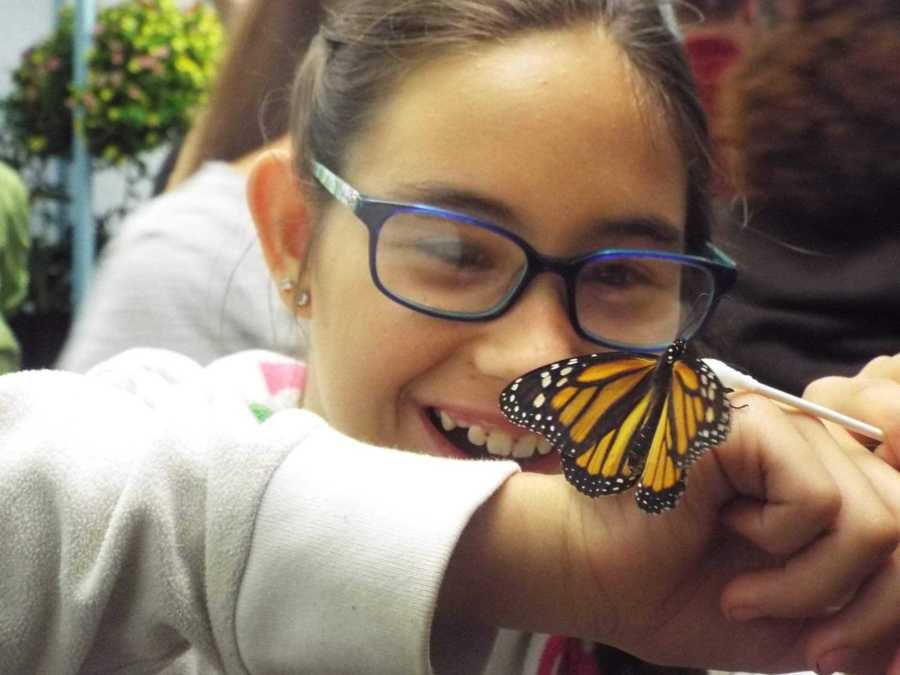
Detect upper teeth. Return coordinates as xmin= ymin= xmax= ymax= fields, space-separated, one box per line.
xmin=439 ymin=410 xmax=553 ymax=459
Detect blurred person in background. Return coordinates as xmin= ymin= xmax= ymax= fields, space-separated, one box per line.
xmin=675 ymin=0 xmax=778 ymax=197
xmin=676 ymin=1 xmax=758 ymax=139
xmin=0 ymin=162 xmax=30 ymax=374
xmin=713 ymin=0 xmax=900 ymax=393
xmin=58 ymin=0 xmax=319 ymax=372
xmin=208 ymin=0 xmax=250 ymax=29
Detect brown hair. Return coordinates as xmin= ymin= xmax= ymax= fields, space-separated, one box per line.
xmin=167 ymin=0 xmax=322 ymax=187
xmin=290 ymin=0 xmax=715 ymax=254
xmin=720 ymin=1 xmax=900 ymax=241
xmin=676 ymin=0 xmax=749 ymax=23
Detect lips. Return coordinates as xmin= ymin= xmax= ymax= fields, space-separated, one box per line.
xmin=428 ymin=407 xmax=554 ymax=461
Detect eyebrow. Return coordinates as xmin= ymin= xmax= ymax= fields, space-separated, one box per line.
xmin=391 ymin=182 xmax=519 ymax=227
xmin=389 ymin=181 xmax=684 ymax=246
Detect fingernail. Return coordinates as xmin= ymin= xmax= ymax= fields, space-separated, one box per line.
xmin=727 ymin=605 xmax=761 ymax=621
xmin=816 ymin=647 xmax=859 ymax=675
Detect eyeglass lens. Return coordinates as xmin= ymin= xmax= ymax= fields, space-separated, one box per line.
xmin=374 ymin=210 xmax=714 ymax=348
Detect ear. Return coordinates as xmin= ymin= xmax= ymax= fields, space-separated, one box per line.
xmin=247 ymin=149 xmax=315 ymax=317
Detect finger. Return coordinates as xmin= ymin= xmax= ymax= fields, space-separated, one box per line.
xmin=716 ymin=395 xmax=841 ymax=557
xmin=803 ymin=555 xmax=900 ymax=675
xmin=722 ymin=411 xmax=898 ymax=620
xmin=857 ymin=353 xmax=900 ymax=381
xmin=804 ymin=374 xmax=900 ymax=463
xmin=803 ymin=446 xmax=900 ymax=675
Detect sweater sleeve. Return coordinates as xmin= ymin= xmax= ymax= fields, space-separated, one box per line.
xmin=0 ymin=360 xmax=518 ymax=674
xmin=0 ymin=365 xmax=303 ymax=673
xmin=236 ymin=415 xmax=518 ymax=674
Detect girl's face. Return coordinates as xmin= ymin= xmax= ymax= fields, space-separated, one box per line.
xmin=262 ymin=25 xmax=687 ymax=470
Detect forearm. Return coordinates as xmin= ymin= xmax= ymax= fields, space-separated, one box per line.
xmin=437 ymin=471 xmax=590 ymax=639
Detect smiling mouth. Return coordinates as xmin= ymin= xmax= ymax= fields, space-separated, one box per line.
xmin=427 ymin=408 xmax=554 ymax=464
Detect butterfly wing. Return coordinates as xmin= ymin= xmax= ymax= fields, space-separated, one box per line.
xmin=634 ymin=353 xmax=732 ymax=513
xmin=500 ymin=351 xmax=658 ymax=497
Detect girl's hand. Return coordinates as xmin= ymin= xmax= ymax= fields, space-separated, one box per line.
xmin=562 ymin=391 xmax=899 ymax=675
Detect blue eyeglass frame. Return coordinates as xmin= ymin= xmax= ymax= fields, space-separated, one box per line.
xmin=312 ymin=161 xmax=737 ymax=353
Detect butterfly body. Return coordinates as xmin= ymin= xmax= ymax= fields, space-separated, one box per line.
xmin=499 ymin=339 xmax=731 ymax=513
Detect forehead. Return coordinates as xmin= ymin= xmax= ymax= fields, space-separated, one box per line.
xmin=342 ymin=24 xmax=687 ymax=246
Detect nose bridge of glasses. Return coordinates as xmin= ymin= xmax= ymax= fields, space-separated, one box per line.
xmin=521 ymin=248 xmax=583 ymax=305
xmin=504 ymin=256 xmax=578 ymax=338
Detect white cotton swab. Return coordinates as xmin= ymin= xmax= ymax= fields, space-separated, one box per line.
xmin=703 ymin=359 xmax=885 ymax=444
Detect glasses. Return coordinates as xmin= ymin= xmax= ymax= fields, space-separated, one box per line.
xmin=312 ymin=162 xmax=737 ymax=353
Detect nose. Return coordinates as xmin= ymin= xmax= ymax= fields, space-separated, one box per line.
xmin=471 ymin=274 xmax=591 ymax=382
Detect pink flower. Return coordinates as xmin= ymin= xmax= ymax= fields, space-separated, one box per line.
xmin=81 ymin=93 xmax=98 ymax=111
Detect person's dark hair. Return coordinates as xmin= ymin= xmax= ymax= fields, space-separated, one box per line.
xmin=290 ymin=0 xmax=715 ymax=256
xmin=675 ymin=0 xmax=748 ymax=24
xmin=720 ymin=0 xmax=900 ymax=244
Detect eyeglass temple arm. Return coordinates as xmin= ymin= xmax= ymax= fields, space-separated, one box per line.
xmin=312 ymin=161 xmax=362 ymax=210
xmin=704 ymin=242 xmax=736 ymax=268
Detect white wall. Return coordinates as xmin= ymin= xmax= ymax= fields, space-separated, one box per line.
xmin=0 ymin=1 xmax=58 ymax=98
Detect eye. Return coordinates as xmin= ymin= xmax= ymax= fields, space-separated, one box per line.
xmin=419 ymin=237 xmax=489 ymax=267
xmin=583 ymin=261 xmax=652 ymax=288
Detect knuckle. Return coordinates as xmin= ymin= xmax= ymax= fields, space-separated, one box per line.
xmin=802 ymin=375 xmax=848 ymax=402
xmin=807 ymin=482 xmax=843 ymax=525
xmin=859 ymin=512 xmax=900 ymax=558
xmin=860 ymin=354 xmax=900 ymax=375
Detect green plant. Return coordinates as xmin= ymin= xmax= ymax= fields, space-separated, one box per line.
xmin=0 ymin=0 xmax=223 ymax=324
xmin=3 ymin=0 xmax=224 ymax=165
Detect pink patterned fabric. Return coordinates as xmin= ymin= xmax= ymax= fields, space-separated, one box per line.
xmin=538 ymin=637 xmax=603 ymax=675
xmin=259 ymin=361 xmax=306 ymax=396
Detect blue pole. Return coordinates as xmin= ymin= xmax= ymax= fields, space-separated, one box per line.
xmin=70 ymin=0 xmax=96 ymax=311
xmin=54 ymin=0 xmax=67 ymax=234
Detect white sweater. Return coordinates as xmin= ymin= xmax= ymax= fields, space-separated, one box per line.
xmin=0 ymin=349 xmax=527 ymax=673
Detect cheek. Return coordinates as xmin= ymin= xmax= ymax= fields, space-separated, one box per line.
xmin=306 ymin=265 xmax=435 ymax=444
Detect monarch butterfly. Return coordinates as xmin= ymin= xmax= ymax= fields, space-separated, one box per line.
xmin=498 ymin=339 xmax=731 ymax=513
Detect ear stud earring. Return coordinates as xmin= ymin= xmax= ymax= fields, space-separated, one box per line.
xmin=296 ymin=291 xmax=310 ymax=307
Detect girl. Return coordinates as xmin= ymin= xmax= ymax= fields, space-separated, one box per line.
xmin=2 ymin=1 xmax=898 ymax=673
